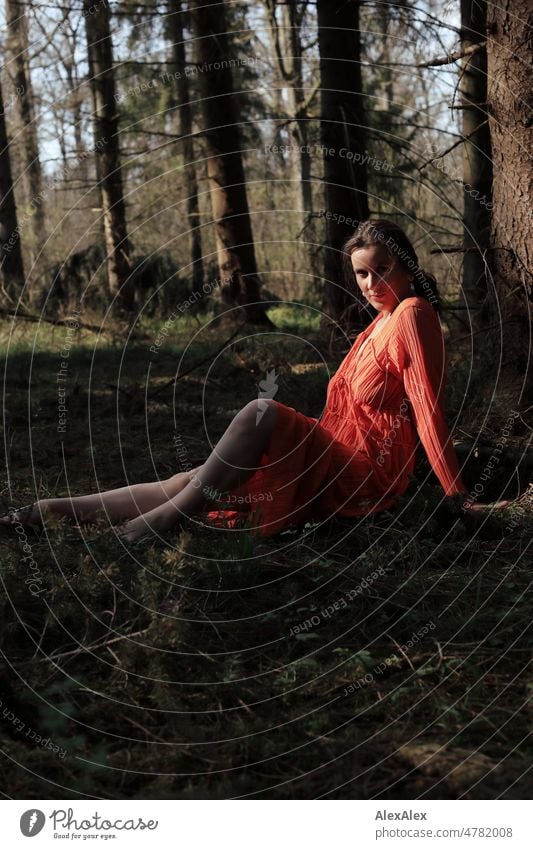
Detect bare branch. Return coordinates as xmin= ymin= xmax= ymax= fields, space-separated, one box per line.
xmin=420 ymin=120 xmax=489 ymax=169
xmin=382 ymin=41 xmax=486 ymax=69
xmin=0 ymin=309 xmax=104 ymax=334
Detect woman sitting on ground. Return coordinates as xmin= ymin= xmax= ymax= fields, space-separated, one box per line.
xmin=1 ymin=219 xmax=509 ymax=541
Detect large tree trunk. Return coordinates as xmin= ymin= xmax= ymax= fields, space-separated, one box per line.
xmin=0 ymin=80 xmax=25 ymax=299
xmin=460 ymin=0 xmax=492 ymax=308
xmin=317 ymin=0 xmax=370 ymax=330
xmin=5 ymin=0 xmax=46 ymax=263
xmin=190 ymin=0 xmax=271 ymax=325
xmin=168 ymin=0 xmax=204 ymax=293
xmin=486 ymin=0 xmax=533 ymax=407
xmin=83 ymin=0 xmax=133 ymax=310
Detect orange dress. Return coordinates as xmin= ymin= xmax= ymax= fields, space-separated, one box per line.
xmin=206 ymin=296 xmax=467 ymax=536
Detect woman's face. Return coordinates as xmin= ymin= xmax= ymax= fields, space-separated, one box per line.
xmin=351 ymin=244 xmax=413 ymax=315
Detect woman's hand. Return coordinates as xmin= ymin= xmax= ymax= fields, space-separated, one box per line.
xmin=464 ymin=499 xmax=512 ymax=512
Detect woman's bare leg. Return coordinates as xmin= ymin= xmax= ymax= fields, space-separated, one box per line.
xmin=0 ymin=468 xmax=201 ymax=527
xmin=118 ymin=399 xmax=278 ymax=541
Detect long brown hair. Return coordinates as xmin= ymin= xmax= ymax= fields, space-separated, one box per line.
xmin=342 ymin=219 xmax=441 ymax=314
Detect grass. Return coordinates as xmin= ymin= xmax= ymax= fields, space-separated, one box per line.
xmin=0 ymin=312 xmax=531 ymax=799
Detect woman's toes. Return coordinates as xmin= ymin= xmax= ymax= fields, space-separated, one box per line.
xmin=117 ymin=517 xmax=151 ymax=542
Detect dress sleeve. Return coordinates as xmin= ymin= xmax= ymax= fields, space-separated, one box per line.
xmin=395 ymin=302 xmax=467 ymax=496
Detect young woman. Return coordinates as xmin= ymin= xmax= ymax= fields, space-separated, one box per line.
xmin=1 ymin=220 xmax=509 ymax=541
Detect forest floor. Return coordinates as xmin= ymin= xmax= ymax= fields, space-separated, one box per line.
xmin=0 ymin=306 xmax=531 ymax=799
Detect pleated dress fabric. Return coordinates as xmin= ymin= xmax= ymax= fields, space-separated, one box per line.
xmin=206 ymin=296 xmax=466 ymax=536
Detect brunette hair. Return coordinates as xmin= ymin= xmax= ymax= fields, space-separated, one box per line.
xmin=342 ymin=219 xmax=441 ymax=315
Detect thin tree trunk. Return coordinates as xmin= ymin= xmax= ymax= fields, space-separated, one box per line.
xmin=460 ymin=0 xmax=492 ymax=307
xmin=167 ymin=0 xmax=204 ymax=292
xmin=486 ymin=0 xmax=533 ymax=406
xmin=64 ymin=60 xmax=89 ymax=186
xmin=317 ymin=0 xmax=370 ymax=329
xmin=83 ymin=0 xmax=133 ymax=310
xmin=266 ymin=0 xmax=318 ymax=282
xmin=5 ymin=0 xmax=45 ymax=262
xmin=278 ymin=0 xmax=313 ymax=218
xmin=190 ymin=0 xmax=271 ymax=325
xmin=0 ymin=79 xmax=25 ymax=299
xmin=378 ymin=2 xmax=393 ymax=111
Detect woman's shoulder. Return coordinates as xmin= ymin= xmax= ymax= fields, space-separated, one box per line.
xmin=393 ymin=296 xmax=439 ymax=330
xmin=389 ymin=296 xmax=442 ymax=355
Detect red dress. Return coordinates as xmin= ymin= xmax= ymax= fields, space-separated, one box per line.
xmin=206 ymin=296 xmax=467 ymax=536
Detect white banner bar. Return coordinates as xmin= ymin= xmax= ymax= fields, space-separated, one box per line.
xmin=1 ymin=800 xmax=530 ymax=848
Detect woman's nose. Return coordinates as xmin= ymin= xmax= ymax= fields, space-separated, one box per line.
xmin=367 ymin=273 xmax=383 ymax=291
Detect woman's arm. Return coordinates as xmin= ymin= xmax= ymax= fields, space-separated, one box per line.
xmin=395 ymin=301 xmax=467 ymax=496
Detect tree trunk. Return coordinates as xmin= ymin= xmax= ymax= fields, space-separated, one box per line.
xmin=190 ymin=0 xmax=271 ymax=325
xmin=0 ymin=80 xmax=25 ymax=299
xmin=266 ymin=0 xmax=318 ymax=282
xmin=460 ymin=0 xmax=492 ymax=307
xmin=271 ymin=0 xmax=313 ymax=218
xmin=378 ymin=2 xmax=393 ymax=111
xmin=486 ymin=0 xmax=533 ymax=406
xmin=167 ymin=0 xmax=204 ymax=293
xmin=5 ymin=0 xmax=46 ymax=263
xmin=317 ymin=0 xmax=370 ymax=330
xmin=83 ymin=0 xmax=133 ymax=310
xmin=64 ymin=59 xmax=89 ymax=186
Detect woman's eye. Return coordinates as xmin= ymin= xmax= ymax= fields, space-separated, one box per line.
xmin=356 ymin=267 xmax=389 ymax=277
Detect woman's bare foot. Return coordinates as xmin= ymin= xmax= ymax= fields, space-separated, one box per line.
xmin=116 ymin=516 xmax=150 ymax=542
xmin=117 ymin=509 xmax=180 ymax=542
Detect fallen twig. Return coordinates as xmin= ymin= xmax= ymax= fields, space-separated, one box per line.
xmin=0 ymin=308 xmax=104 ymax=335
xmin=39 ymin=628 xmax=151 ymax=664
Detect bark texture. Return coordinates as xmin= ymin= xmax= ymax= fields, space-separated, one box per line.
xmin=190 ymin=0 xmax=271 ymax=324
xmin=317 ymin=0 xmax=370 ymax=329
xmin=0 ymin=79 xmax=25 ymax=298
xmin=486 ymin=0 xmax=533 ymax=406
xmin=460 ymin=0 xmax=492 ymax=306
xmin=6 ymin=0 xmax=46 ymax=261
xmin=168 ymin=0 xmax=204 ymax=292
xmin=84 ymin=0 xmax=133 ymax=309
